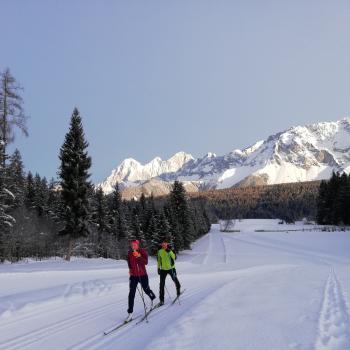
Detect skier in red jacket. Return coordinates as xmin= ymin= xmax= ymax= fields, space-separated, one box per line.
xmin=126 ymin=240 xmax=156 ymax=321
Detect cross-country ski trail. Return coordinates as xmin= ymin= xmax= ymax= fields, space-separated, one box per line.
xmin=1 ymin=220 xmax=350 ymax=350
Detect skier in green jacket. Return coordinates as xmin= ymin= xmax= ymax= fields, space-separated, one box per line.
xmin=157 ymin=239 xmax=181 ymax=305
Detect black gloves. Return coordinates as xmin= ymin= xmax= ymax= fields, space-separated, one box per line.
xmin=158 ymin=268 xmax=161 ymax=275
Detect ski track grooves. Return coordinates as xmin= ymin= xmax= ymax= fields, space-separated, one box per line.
xmin=0 ymin=299 xmax=123 ymax=350
xmin=315 ymin=267 xmax=350 ymax=350
xmin=69 ymin=265 xmax=288 ymax=350
xmin=67 ymin=286 xmax=206 ymax=350
xmin=202 ymin=230 xmax=227 ymax=265
xmin=201 ymin=231 xmax=211 ymax=265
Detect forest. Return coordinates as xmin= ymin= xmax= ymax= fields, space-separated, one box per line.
xmin=0 ymin=68 xmax=347 ymax=264
xmin=190 ymin=181 xmax=320 ymax=223
xmin=0 ymin=69 xmax=210 ymax=263
xmin=316 ymin=172 xmax=350 ymax=226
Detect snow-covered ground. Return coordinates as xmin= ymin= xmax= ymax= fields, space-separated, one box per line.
xmin=1 ymin=220 xmax=350 ymax=350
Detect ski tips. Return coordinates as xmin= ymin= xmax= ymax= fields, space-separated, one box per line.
xmin=105 ymin=293 xmax=185 ymax=334
xmin=103 ymin=316 xmax=141 ymax=336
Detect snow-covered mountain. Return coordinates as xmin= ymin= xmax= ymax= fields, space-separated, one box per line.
xmin=99 ymin=151 xmax=194 ymax=194
xmin=99 ymin=118 xmax=350 ymax=195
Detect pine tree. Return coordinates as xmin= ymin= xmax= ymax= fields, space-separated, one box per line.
xmin=58 ymin=108 xmax=92 ymax=261
xmin=33 ymin=173 xmax=46 ymax=216
xmin=164 ymin=203 xmax=180 ymax=249
xmin=7 ymin=149 xmax=25 ymax=208
xmin=190 ymin=201 xmax=211 ymax=239
xmin=148 ymin=211 xmax=161 ymax=254
xmin=317 ymin=172 xmax=338 ymax=225
xmin=129 ymin=207 xmax=146 ymax=246
xmin=316 ymin=180 xmax=328 ymax=224
xmin=142 ymin=195 xmax=157 ymax=247
xmin=140 ymin=193 xmax=147 ymax=211
xmin=335 ymin=173 xmax=350 ymax=226
xmin=153 ymin=209 xmax=171 ymax=251
xmin=344 ymin=174 xmax=350 ymax=226
xmin=91 ymin=187 xmax=111 ymax=257
xmin=329 ymin=172 xmax=342 ymax=224
xmin=46 ymin=178 xmax=62 ymax=222
xmin=25 ymin=171 xmax=36 ymax=210
xmin=168 ymin=181 xmax=195 ymax=251
xmin=202 ymin=203 xmax=211 ymax=233
xmin=110 ymin=183 xmax=130 ymax=258
xmin=316 ymin=172 xmax=350 ymax=226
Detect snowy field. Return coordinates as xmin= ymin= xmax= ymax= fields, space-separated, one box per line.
xmin=1 ymin=220 xmax=350 ymax=350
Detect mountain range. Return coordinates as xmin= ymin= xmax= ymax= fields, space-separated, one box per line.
xmin=99 ymin=118 xmax=350 ymax=198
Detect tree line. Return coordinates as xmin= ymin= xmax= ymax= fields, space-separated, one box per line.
xmin=316 ymin=172 xmax=350 ymax=226
xmin=0 ymin=69 xmax=210 ymax=262
xmin=1 ymin=68 xmax=348 ymax=264
xmin=190 ymin=181 xmax=320 ymax=223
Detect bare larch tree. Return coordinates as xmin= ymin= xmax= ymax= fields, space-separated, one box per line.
xmin=0 ymin=68 xmax=28 ymax=164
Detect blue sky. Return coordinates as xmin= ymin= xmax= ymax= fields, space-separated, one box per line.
xmin=2 ymin=0 xmax=350 ymax=182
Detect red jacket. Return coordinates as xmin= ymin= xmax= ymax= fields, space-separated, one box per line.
xmin=127 ymin=248 xmax=148 ymax=277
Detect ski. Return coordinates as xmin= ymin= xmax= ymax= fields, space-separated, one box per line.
xmin=171 ymin=289 xmax=186 ymax=305
xmin=103 ymin=315 xmax=141 ymax=335
xmin=136 ymin=302 xmax=164 ymax=325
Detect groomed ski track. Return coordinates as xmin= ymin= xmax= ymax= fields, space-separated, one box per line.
xmin=1 ymin=221 xmax=350 ymax=350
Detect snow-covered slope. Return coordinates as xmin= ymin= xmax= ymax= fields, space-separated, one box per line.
xmin=2 ymin=221 xmax=350 ymax=350
xmin=100 ymin=118 xmax=350 ymax=194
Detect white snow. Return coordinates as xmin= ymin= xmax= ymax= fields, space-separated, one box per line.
xmin=1 ymin=220 xmax=350 ymax=350
xmin=217 ymin=165 xmax=258 ymax=188
xmin=98 ymin=118 xmax=350 ymax=192
xmin=99 ymin=152 xmax=194 ymax=194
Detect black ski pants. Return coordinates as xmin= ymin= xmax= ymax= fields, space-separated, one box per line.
xmin=128 ymin=275 xmax=155 ymax=313
xmin=159 ymin=268 xmax=181 ymax=302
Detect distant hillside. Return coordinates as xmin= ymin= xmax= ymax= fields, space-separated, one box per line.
xmin=188 ymin=181 xmax=320 ymax=222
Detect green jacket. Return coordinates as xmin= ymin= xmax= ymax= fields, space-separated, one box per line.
xmin=157 ymin=248 xmax=176 ymax=271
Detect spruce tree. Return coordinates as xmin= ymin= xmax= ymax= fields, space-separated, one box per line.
xmin=332 ymin=173 xmax=350 ymax=226
xmin=154 ymin=210 xmax=172 ymax=250
xmin=33 ymin=173 xmax=46 ymax=216
xmin=190 ymin=201 xmax=210 ymax=238
xmin=164 ymin=203 xmax=180 ymax=249
xmin=344 ymin=174 xmax=350 ymax=226
xmin=46 ymin=178 xmax=63 ymax=222
xmin=25 ymin=171 xmax=36 ymax=209
xmin=58 ymin=108 xmax=92 ymax=261
xmin=316 ymin=172 xmax=350 ymax=226
xmin=329 ymin=172 xmax=342 ymax=224
xmin=91 ymin=187 xmax=111 ymax=257
xmin=130 ymin=207 xmax=146 ymax=246
xmin=316 ymin=180 xmax=328 ymax=224
xmin=148 ymin=211 xmax=161 ymax=254
xmin=335 ymin=173 xmax=349 ymax=225
xmin=140 ymin=193 xmax=147 ymax=211
xmin=168 ymin=181 xmax=195 ymax=251
xmin=142 ymin=195 xmax=156 ymax=247
xmin=110 ymin=183 xmax=130 ymax=258
xmin=7 ymin=149 xmax=25 ymax=208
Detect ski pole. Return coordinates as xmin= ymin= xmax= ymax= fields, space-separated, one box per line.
xmin=136 ymin=260 xmax=148 ymax=322
xmin=136 ymin=285 xmax=148 ymax=320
